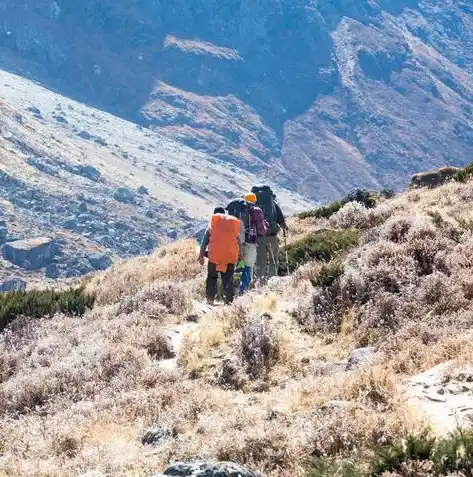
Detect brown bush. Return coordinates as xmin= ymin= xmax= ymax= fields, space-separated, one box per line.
xmin=239 ymin=314 xmax=281 ymax=379
xmin=117 ymin=281 xmax=192 ymax=316
xmin=87 ymin=239 xmax=201 ymax=304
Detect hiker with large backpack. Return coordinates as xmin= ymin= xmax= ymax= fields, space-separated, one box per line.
xmin=226 ymin=193 xmax=268 ymax=294
xmin=251 ymin=185 xmax=288 ymax=281
xmin=198 ymin=207 xmax=242 ymax=305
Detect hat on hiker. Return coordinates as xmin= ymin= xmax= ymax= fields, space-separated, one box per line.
xmin=244 ymin=193 xmax=257 ymax=204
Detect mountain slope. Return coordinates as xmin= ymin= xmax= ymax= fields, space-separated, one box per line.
xmin=1 ymin=0 xmax=473 ymax=199
xmin=2 ymin=171 xmax=473 ymax=476
xmin=0 ymin=70 xmax=309 ymax=282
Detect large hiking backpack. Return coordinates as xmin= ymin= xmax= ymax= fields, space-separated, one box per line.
xmin=226 ymin=199 xmax=245 ymax=219
xmin=208 ymin=214 xmax=240 ymax=271
xmin=226 ymin=199 xmax=256 ymax=243
xmin=251 ymin=185 xmax=278 ymax=235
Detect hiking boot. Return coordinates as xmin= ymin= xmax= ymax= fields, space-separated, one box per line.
xmin=206 ymin=298 xmax=215 ymax=306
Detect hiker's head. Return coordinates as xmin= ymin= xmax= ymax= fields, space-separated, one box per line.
xmin=214 ymin=207 xmax=226 ymax=214
xmin=244 ymin=193 xmax=257 ymax=204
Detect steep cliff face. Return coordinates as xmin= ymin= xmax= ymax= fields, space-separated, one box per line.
xmin=1 ymin=0 xmax=473 ymax=199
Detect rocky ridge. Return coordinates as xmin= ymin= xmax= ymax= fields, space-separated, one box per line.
xmin=1 ymin=1 xmax=473 ymax=199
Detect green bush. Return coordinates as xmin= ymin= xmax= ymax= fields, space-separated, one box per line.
xmin=0 ymin=287 xmax=95 ymax=332
xmin=309 ymin=459 xmax=364 ymax=477
xmin=379 ymin=189 xmax=396 ymax=199
xmin=297 ymin=189 xmax=379 ymax=220
xmin=455 ymin=161 xmax=473 ymax=183
xmin=371 ymin=432 xmax=436 ymax=476
xmin=279 ymin=229 xmax=359 ymax=275
xmin=311 ymin=259 xmax=344 ymax=288
xmin=307 ymin=430 xmax=473 ymax=477
xmin=298 ymin=201 xmax=344 ymax=220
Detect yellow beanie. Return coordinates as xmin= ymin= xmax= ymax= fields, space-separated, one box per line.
xmin=244 ymin=192 xmax=257 ymax=204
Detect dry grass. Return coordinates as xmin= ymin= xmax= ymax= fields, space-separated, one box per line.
xmin=85 ymin=239 xmax=201 ymax=304
xmin=3 ymin=179 xmax=473 ymax=477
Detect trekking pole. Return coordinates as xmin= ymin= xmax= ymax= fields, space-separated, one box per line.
xmin=283 ymin=229 xmax=290 ymax=274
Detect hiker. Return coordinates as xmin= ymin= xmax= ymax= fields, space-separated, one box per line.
xmin=198 ymin=207 xmax=242 ymax=305
xmin=226 ymin=193 xmax=268 ymax=294
xmin=251 ymin=185 xmax=288 ymax=281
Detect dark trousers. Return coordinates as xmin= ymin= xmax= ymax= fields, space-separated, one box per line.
xmin=206 ymin=262 xmax=235 ymax=304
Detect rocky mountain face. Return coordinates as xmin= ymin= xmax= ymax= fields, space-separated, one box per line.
xmin=1 ymin=0 xmax=473 ymax=200
xmin=0 ymin=70 xmax=309 ymax=283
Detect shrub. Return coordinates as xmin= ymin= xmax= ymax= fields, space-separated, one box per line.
xmin=279 ymin=229 xmax=360 ymax=275
xmin=308 ymin=430 xmax=473 ymax=477
xmin=311 ymin=260 xmax=344 ymax=289
xmin=344 ymin=189 xmax=377 ymax=209
xmin=0 ymin=287 xmax=95 ymax=332
xmin=297 ymin=189 xmax=379 ymax=220
xmin=239 ymin=314 xmax=280 ymax=379
xmin=117 ymin=281 xmax=192 ymax=316
xmin=379 ymin=189 xmax=396 ymax=199
xmin=455 ymin=161 xmax=473 ymax=183
xmin=372 ymin=430 xmax=473 ymax=477
xmin=330 ymin=202 xmax=396 ymax=231
xmin=298 ymin=201 xmax=344 ymax=220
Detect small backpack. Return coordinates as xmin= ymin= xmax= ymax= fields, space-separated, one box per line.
xmin=251 ymin=185 xmax=278 ymax=235
xmin=226 ymin=199 xmax=262 ymax=244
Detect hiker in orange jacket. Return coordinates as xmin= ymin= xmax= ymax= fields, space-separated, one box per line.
xmin=198 ymin=207 xmax=242 ymax=305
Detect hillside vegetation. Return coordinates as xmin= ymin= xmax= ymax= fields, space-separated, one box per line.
xmin=2 ymin=174 xmax=473 ymax=476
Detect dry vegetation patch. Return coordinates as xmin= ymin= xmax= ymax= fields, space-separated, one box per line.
xmin=3 ymin=180 xmax=473 ymax=477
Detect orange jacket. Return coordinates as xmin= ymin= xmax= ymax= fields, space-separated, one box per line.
xmin=208 ymin=214 xmax=241 ymax=272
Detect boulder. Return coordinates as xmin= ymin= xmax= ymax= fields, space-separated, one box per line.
xmin=88 ymin=253 xmax=112 ymax=270
xmin=152 ymin=462 xmax=262 ymax=477
xmin=410 ymin=167 xmax=461 ymax=189
xmin=3 ymin=237 xmax=56 ymax=269
xmin=27 ymin=106 xmax=42 ymax=116
xmin=0 ymin=225 xmax=7 ymax=244
xmin=78 ymin=201 xmax=88 ymax=213
xmin=408 ymin=362 xmax=473 ymax=435
xmin=114 ymin=187 xmax=137 ymax=204
xmin=78 ymin=130 xmax=92 ymax=140
xmin=137 ymin=185 xmax=149 ymax=195
xmin=0 ymin=279 xmax=27 ymax=292
xmin=346 ymin=346 xmax=376 ymax=370
xmin=73 ymin=165 xmax=101 ymax=182
xmin=45 ymin=264 xmax=60 ymax=279
xmin=141 ymin=426 xmax=177 ymax=446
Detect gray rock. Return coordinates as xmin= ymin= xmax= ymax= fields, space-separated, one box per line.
xmin=45 ymin=263 xmax=60 ymax=279
xmin=0 ymin=225 xmax=8 ymax=244
xmin=137 ymin=185 xmax=149 ymax=195
xmin=88 ymin=253 xmax=112 ymax=270
xmin=63 ymin=218 xmax=78 ymax=230
xmin=0 ymin=279 xmax=27 ymax=292
xmin=27 ymin=106 xmax=41 ymax=116
xmin=3 ymin=237 xmax=56 ymax=269
xmin=114 ymin=187 xmax=137 ymax=204
xmin=141 ymin=426 xmax=177 ymax=446
xmin=54 ymin=115 xmax=68 ymax=124
xmin=410 ymin=167 xmax=462 ymax=189
xmin=153 ymin=462 xmax=262 ymax=477
xmin=78 ymin=130 xmax=92 ymax=140
xmin=319 ymin=400 xmax=349 ymax=413
xmin=73 ymin=165 xmax=101 ymax=182
xmin=78 ymin=201 xmax=88 ymax=213
xmin=167 ymin=229 xmax=178 ymax=240
xmin=346 ymin=346 xmax=376 ymax=370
